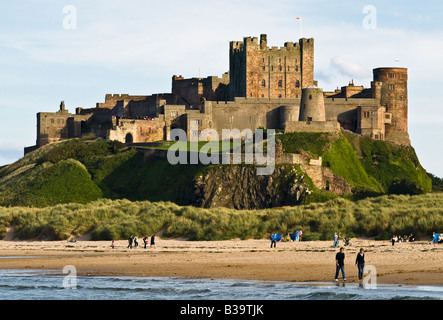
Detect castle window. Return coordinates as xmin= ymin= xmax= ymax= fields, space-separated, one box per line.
xmin=279 ymin=65 xmax=282 ymax=71
xmin=278 ymin=80 xmax=283 ymax=88
xmin=309 ymin=95 xmax=312 ymax=99
xmin=388 ymin=84 xmax=395 ymax=90
xmin=262 ymin=66 xmax=266 ymax=71
xmin=388 ymin=73 xmax=396 ymax=79
xmin=295 ymin=65 xmax=298 ymax=71
xmin=262 ymin=58 xmax=265 ymax=63
xmin=296 ymin=80 xmax=300 ymax=88
xmin=278 ymin=94 xmax=282 ymax=98
xmin=262 ymin=80 xmax=266 ymax=87
xmin=261 ymin=94 xmax=264 ymax=98
xmin=363 ymin=111 xmax=370 ymax=118
xmin=51 ymin=119 xmax=54 ymax=123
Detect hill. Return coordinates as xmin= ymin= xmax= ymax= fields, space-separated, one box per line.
xmin=0 ymin=131 xmax=434 ymax=209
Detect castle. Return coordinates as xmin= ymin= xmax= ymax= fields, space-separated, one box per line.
xmin=25 ymin=34 xmax=410 ymax=155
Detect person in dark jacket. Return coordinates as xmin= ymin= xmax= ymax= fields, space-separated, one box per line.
xmin=127 ymin=235 xmax=133 ymax=249
xmin=335 ymin=247 xmax=346 ymax=281
xmin=150 ymin=234 xmax=156 ymax=248
xmin=355 ymin=248 xmax=365 ymax=280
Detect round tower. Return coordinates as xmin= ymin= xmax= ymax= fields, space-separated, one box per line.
xmin=299 ymin=85 xmax=326 ymax=121
xmin=280 ymin=105 xmax=299 ymax=129
xmin=373 ymin=67 xmax=408 ymax=133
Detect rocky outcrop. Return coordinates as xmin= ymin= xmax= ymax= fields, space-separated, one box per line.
xmin=192 ymin=165 xmax=310 ymax=209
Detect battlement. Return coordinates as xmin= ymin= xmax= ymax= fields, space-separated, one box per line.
xmin=244 ymin=36 xmax=259 ymax=45
xmin=230 ymin=35 xmax=312 ymax=53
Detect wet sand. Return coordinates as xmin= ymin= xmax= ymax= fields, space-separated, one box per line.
xmin=0 ymin=238 xmax=441 ymax=286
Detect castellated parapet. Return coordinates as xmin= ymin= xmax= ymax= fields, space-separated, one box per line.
xmin=26 ymin=34 xmax=411 ymax=155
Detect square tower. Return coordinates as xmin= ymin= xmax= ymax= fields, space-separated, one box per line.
xmin=229 ymin=35 xmax=314 ymax=99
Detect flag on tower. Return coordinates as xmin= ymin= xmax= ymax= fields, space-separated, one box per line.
xmin=296 ymin=17 xmax=303 ymax=38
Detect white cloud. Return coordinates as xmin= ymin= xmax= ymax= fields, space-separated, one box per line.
xmin=330 ymin=56 xmax=370 ymax=79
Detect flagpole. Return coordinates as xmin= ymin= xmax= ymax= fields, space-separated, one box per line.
xmin=296 ymin=17 xmax=303 ymax=38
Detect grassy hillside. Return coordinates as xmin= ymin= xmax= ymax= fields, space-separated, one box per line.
xmin=0 ymin=193 xmax=441 ymax=241
xmin=0 ymin=131 xmax=435 ymax=209
xmin=0 ymin=135 xmax=440 ymax=241
xmin=277 ymin=131 xmax=432 ymax=196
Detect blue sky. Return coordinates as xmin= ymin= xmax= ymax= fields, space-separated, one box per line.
xmin=1 ymin=0 xmax=443 ymax=177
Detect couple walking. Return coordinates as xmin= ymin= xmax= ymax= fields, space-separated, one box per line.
xmin=335 ymin=247 xmax=365 ymax=281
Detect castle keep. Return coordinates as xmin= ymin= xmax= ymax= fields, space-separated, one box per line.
xmin=26 ymin=34 xmax=410 ymax=154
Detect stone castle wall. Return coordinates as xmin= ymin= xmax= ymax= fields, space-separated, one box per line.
xmin=229 ymin=35 xmax=314 ymax=100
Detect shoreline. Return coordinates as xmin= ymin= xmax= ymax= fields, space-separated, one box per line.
xmin=0 ymin=238 xmax=441 ymax=286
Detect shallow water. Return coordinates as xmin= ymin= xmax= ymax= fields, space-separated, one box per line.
xmin=0 ymin=269 xmax=441 ymax=300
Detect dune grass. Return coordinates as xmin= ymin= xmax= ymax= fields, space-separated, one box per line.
xmin=0 ymin=193 xmax=441 ymax=242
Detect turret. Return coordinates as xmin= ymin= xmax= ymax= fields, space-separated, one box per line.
xmin=299 ymin=85 xmax=326 ymax=121
xmin=373 ymin=67 xmax=409 ymax=145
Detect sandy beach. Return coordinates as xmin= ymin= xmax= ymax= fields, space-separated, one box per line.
xmin=0 ymin=238 xmax=441 ymax=286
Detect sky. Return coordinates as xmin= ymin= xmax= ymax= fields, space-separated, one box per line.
xmin=1 ymin=0 xmax=442 ymax=176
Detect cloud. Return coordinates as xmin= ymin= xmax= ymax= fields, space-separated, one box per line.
xmin=330 ymin=56 xmax=370 ymax=79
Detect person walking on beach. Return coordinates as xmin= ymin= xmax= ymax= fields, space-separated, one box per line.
xmin=355 ymin=248 xmax=365 ymax=280
xmin=127 ymin=235 xmax=133 ymax=249
xmin=143 ymin=236 xmax=148 ymax=249
xmin=134 ymin=236 xmax=139 ymax=248
xmin=335 ymin=247 xmax=346 ymax=281
xmin=333 ymin=232 xmax=339 ymax=247
xmin=270 ymin=233 xmax=277 ymax=248
xmin=150 ymin=234 xmax=156 ymax=248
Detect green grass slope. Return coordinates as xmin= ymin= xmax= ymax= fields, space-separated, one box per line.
xmin=0 ymin=131 xmax=435 ymax=209
xmin=277 ymin=131 xmax=432 ymax=196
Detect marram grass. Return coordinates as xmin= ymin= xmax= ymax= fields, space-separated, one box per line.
xmin=0 ymin=193 xmax=441 ymax=241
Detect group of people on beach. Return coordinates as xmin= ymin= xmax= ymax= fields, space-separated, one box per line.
xmin=110 ymin=234 xmax=157 ymax=249
xmin=333 ymin=232 xmax=350 ymax=247
xmin=127 ymin=235 xmax=156 ymax=249
xmin=391 ymin=234 xmax=415 ymax=245
xmin=270 ymin=230 xmax=303 ymax=248
xmin=270 ymin=230 xmax=365 ymax=282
